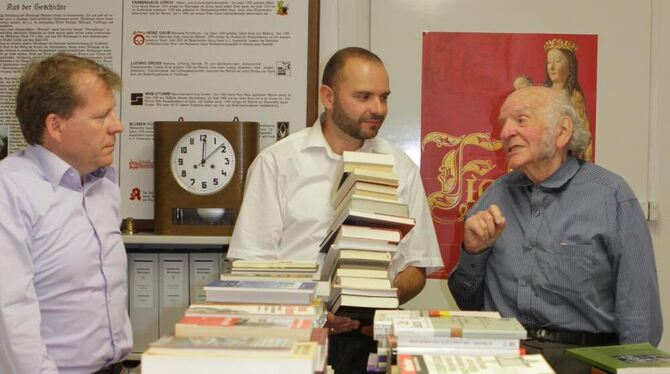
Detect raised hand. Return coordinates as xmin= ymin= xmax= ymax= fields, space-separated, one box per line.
xmin=463 ymin=204 xmax=506 ymax=254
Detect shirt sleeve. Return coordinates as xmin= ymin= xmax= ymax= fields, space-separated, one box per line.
xmin=447 ymin=247 xmax=491 ymax=311
xmin=0 ymin=177 xmax=59 ymax=374
xmin=612 ymin=197 xmax=663 ymax=345
xmin=228 ymin=153 xmax=284 ymax=260
xmin=388 ymin=156 xmax=443 ymax=280
xmin=446 ymin=197 xmax=493 ymax=311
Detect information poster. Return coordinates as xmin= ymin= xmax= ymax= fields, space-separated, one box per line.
xmin=120 ymin=0 xmax=309 ymax=219
xmin=0 ymin=0 xmax=310 ymax=220
xmin=0 ymin=1 xmax=122 ymax=155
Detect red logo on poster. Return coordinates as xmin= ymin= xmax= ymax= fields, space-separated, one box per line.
xmin=133 ymin=33 xmax=145 ymax=46
xmin=129 ymin=187 xmax=142 ymax=201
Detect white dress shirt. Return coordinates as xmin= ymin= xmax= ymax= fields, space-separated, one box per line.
xmin=0 ymin=145 xmax=132 ymax=374
xmin=228 ymin=122 xmax=443 ymax=280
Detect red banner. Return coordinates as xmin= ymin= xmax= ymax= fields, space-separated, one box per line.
xmin=420 ymin=32 xmax=598 ymax=278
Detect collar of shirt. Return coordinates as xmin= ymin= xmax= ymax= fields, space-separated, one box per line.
xmin=300 ymin=119 xmax=379 ymax=158
xmin=24 ymin=144 xmax=115 ymax=189
xmin=507 ymin=155 xmax=582 ymax=190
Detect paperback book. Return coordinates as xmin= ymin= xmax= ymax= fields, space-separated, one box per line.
xmin=397 ymin=353 xmax=555 ymax=374
xmin=204 ymin=279 xmax=317 ymax=305
xmin=392 ymin=316 xmax=527 ymax=340
xmin=566 ymin=343 xmax=670 ymax=373
xmin=174 ymin=315 xmax=313 ymax=340
xmin=373 ymin=309 xmax=502 ymax=341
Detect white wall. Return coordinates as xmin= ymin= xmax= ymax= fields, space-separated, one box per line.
xmin=323 ymin=0 xmax=669 ymax=350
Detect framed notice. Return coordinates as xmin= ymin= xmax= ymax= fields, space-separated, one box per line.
xmin=119 ymin=0 xmax=320 ymax=222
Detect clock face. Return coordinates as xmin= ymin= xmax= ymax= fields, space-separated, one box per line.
xmin=170 ymin=129 xmax=236 ymax=196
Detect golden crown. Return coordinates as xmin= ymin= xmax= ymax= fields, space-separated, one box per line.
xmin=544 ymin=38 xmax=578 ymax=53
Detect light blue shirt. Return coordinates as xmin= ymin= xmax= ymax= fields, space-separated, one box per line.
xmin=448 ymin=156 xmax=663 ymax=345
xmin=0 ymin=145 xmax=132 ymax=374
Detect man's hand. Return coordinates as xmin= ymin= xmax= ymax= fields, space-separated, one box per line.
xmin=325 ymin=312 xmax=360 ymax=335
xmin=463 ymin=204 xmax=506 ymax=254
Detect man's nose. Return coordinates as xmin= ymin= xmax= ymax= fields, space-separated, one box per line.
xmin=371 ymin=97 xmax=386 ymax=115
xmin=108 ymin=111 xmax=124 ymax=134
xmin=500 ymin=120 xmax=516 ymax=140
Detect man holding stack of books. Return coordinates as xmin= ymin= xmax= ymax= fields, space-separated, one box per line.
xmin=228 ymin=47 xmax=443 ymax=372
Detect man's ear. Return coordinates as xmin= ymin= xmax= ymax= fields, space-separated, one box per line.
xmin=320 ymin=84 xmax=334 ymax=111
xmin=556 ymin=115 xmax=573 ymax=149
xmin=44 ymin=113 xmax=64 ymax=143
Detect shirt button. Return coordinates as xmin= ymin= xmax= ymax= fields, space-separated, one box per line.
xmin=520 ymin=280 xmax=527 ymax=286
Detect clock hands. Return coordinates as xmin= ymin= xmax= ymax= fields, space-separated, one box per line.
xmin=200 ymin=137 xmax=207 ymax=166
xmin=202 ymin=143 xmax=225 ymax=163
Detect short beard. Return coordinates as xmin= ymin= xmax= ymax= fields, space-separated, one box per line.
xmin=332 ymin=96 xmax=383 ymax=140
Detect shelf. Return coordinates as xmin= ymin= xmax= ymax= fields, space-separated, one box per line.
xmin=122 ymin=233 xmax=231 ymax=246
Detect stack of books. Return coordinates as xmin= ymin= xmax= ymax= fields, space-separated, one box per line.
xmin=375 ymin=311 xmax=552 ymax=373
xmin=221 ymin=259 xmax=330 ymax=301
xmin=141 ymin=261 xmax=330 ymax=373
xmin=369 ymin=310 xmax=512 ymax=373
xmin=320 ymin=151 xmax=415 ymax=324
xmin=142 ymin=335 xmax=323 ymax=374
xmin=389 ymin=315 xmax=527 ymax=357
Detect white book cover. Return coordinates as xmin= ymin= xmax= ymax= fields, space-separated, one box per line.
xmin=392 ymin=316 xmax=527 ymax=340
xmin=396 ymin=354 xmax=555 ymax=374
xmin=205 ymin=279 xmax=317 ymax=305
xmin=373 ymin=309 xmax=501 ymax=341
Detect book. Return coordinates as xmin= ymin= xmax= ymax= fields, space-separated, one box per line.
xmin=174 ymin=315 xmax=313 ymax=340
xmin=142 ymin=340 xmax=319 ymax=374
xmin=566 ymin=343 xmax=670 ymax=373
xmin=337 ymin=151 xmax=395 ymax=176
xmin=332 ymin=276 xmax=397 ymax=297
xmin=148 ymin=335 xmax=297 ymax=354
xmin=231 ymin=260 xmax=318 ymax=271
xmin=330 ymin=207 xmax=416 ymax=238
xmin=331 ymin=178 xmax=399 ymax=208
xmin=334 ymin=193 xmax=409 ymax=219
xmin=204 ymin=279 xmax=317 ymax=305
xmin=185 ymin=298 xmax=326 ymax=320
xmin=392 ymin=316 xmax=527 ymax=340
xmin=334 ymin=167 xmax=399 ymax=195
xmin=373 ymin=309 xmax=502 ymax=341
xmin=328 ymin=293 xmax=399 ymax=323
xmin=335 ymin=263 xmax=389 ymax=279
xmin=310 ymin=327 xmax=329 ymax=373
xmin=396 ymin=353 xmax=555 ymax=374
xmin=338 ymin=224 xmax=402 ymax=244
xmin=320 ymin=248 xmax=393 ymax=281
xmin=228 ymin=260 xmax=318 ymax=278
xmin=319 ymin=224 xmax=401 ymax=254
xmin=391 ymin=335 xmax=521 ymax=356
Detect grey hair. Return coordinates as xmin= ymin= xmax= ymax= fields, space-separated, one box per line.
xmin=547 ymin=91 xmax=591 ymax=155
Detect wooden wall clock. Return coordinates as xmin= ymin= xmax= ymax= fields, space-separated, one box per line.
xmin=154 ymin=120 xmax=258 ymax=235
